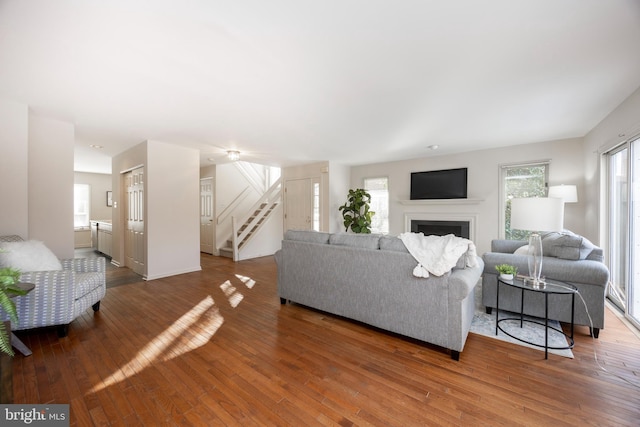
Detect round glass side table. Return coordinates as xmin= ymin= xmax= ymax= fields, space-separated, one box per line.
xmin=496 ymin=276 xmax=577 ymax=359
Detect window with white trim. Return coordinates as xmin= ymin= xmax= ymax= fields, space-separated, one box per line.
xmin=500 ymin=162 xmax=549 ymax=239
xmin=364 ymin=177 xmax=389 ymax=234
xmin=74 ymin=184 xmax=91 ymax=228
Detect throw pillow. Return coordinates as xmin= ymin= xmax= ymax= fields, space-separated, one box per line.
xmin=514 ymin=245 xmax=529 ymax=255
xmin=0 ymin=240 xmax=63 ymax=271
xmin=541 ymin=232 xmax=583 ymax=260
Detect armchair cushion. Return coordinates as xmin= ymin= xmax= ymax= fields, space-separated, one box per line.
xmin=0 ymin=240 xmax=63 ymax=271
xmin=541 ymin=231 xmax=599 ymax=261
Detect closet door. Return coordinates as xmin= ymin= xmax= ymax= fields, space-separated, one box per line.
xmin=125 ymin=166 xmax=145 ymax=276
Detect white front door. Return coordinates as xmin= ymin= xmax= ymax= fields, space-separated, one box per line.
xmin=284 ymin=178 xmax=312 ymax=231
xmin=200 ymin=177 xmax=214 ymax=254
xmin=124 ymin=166 xmax=145 ymax=276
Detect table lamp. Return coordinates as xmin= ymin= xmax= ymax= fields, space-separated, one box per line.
xmin=510 ymin=197 xmax=564 ymax=287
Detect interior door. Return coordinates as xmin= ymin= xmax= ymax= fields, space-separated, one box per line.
xmin=200 ymin=177 xmax=214 ymax=254
xmin=285 ymin=178 xmax=312 ymax=231
xmin=124 ymin=166 xmax=145 ymax=276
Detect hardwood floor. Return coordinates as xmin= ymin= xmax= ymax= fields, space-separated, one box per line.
xmin=11 ymin=254 xmax=640 ymax=426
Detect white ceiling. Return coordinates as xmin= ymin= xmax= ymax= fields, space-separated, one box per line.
xmin=1 ymin=0 xmax=640 ymax=174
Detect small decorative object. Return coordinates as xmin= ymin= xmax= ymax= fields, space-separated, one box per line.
xmin=0 ymin=266 xmax=27 ymax=356
xmin=495 ymin=264 xmax=517 ymax=281
xmin=338 ymin=188 xmax=375 ymax=233
xmin=527 ymin=233 xmax=544 ymax=288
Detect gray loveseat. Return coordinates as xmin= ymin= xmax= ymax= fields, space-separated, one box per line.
xmin=274 ymin=230 xmax=484 ymax=360
xmin=482 ymin=232 xmax=609 ymax=337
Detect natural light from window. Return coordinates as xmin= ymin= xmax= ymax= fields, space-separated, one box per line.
xmin=364 ymin=177 xmax=389 ymax=234
xmin=74 ymin=183 xmax=90 ymax=228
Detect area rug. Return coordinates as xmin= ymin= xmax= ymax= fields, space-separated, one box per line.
xmin=470 ymin=284 xmax=574 ymax=358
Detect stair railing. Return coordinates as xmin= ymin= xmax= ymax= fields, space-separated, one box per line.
xmin=231 ymin=177 xmax=282 ymax=261
xmin=216 ymin=186 xmax=251 ymax=225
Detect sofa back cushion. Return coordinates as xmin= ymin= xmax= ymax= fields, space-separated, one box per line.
xmin=329 ymin=233 xmax=380 ymax=250
xmin=284 ymin=230 xmax=331 ymax=244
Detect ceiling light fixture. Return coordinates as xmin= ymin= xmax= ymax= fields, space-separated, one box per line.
xmin=428 ymin=145 xmax=439 ymax=150
xmin=89 ymin=144 xmax=103 ymax=149
xmin=227 ymin=150 xmax=240 ymax=161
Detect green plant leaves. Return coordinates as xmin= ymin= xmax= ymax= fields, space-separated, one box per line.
xmin=338 ymin=188 xmax=375 ymax=233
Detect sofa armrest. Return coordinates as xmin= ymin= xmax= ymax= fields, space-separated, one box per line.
xmin=449 ymin=256 xmax=484 ymax=301
xmin=491 ymin=239 xmax=527 ymax=254
xmin=61 ymin=257 xmax=106 ymax=273
xmin=8 ymin=269 xmax=76 ymax=329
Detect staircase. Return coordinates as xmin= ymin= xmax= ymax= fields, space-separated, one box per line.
xmin=219 ymin=177 xmax=282 ymax=261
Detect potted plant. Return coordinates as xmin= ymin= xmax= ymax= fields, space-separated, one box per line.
xmin=338 ymin=188 xmax=375 ymax=234
xmin=0 ymin=267 xmax=27 ymax=356
xmin=495 ymin=264 xmax=518 ymax=281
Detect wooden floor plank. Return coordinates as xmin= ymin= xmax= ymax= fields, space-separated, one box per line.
xmin=9 ymin=253 xmax=640 ymax=426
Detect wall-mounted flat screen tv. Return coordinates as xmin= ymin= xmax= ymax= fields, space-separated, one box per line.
xmin=410 ymin=167 xmax=468 ymax=200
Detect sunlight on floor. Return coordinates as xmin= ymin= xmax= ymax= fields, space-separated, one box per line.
xmin=236 ymin=274 xmax=256 ymax=289
xmin=220 ymin=280 xmax=244 ymax=307
xmin=90 ymin=296 xmax=223 ymax=393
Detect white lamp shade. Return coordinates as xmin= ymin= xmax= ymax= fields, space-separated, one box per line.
xmin=510 ymin=197 xmax=565 ymax=232
xmin=548 ymin=185 xmax=578 ymax=203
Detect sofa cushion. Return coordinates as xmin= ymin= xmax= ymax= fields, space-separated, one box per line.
xmin=541 ymin=232 xmax=582 ymax=260
xmin=379 ymin=235 xmax=409 ymax=253
xmin=541 ymin=231 xmax=600 ymax=261
xmin=0 ymin=240 xmax=63 ymax=271
xmin=329 ymin=233 xmax=380 ymax=250
xmin=284 ymin=230 xmax=330 ymax=244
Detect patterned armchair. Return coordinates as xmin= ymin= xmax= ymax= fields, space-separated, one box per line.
xmin=0 ymin=235 xmax=106 ymax=337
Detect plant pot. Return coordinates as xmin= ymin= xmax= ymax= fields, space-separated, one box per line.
xmin=499 ymin=273 xmax=514 ymax=281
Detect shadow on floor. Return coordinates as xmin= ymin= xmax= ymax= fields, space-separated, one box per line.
xmin=74 ymin=248 xmax=143 ymax=288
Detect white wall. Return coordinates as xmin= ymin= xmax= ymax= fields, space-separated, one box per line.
xmin=583 ymin=86 xmax=640 ymax=245
xmin=146 ymin=140 xmax=201 ymax=280
xmin=28 ymin=112 xmax=75 ymax=258
xmin=112 ymin=140 xmax=201 ymax=279
xmin=350 ymin=138 xmax=585 ymax=255
xmin=0 ymin=99 xmax=28 ymax=238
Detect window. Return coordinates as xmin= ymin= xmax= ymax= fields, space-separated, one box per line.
xmin=364 ymin=177 xmax=389 ymax=234
xmin=500 ymin=162 xmax=549 ymax=239
xmin=74 ymin=184 xmax=91 ymax=228
xmin=605 ymin=137 xmax=640 ymax=329
xmin=312 ymin=181 xmax=320 ymax=231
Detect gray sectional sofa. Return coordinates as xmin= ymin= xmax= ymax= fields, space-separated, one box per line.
xmin=274 ymin=230 xmax=484 ymax=360
xmin=482 ymin=232 xmax=610 ymax=337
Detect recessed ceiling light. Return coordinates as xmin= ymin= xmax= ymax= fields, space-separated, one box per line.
xmin=89 ymin=144 xmax=103 ymax=149
xmin=428 ymin=145 xmax=439 ymax=150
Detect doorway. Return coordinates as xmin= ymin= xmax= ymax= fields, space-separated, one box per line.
xmin=606 ymin=136 xmax=640 ymax=329
xmin=200 ymin=177 xmax=214 ymax=254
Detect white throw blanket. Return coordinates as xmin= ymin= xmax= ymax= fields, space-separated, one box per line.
xmin=398 ymin=233 xmax=478 ymax=278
